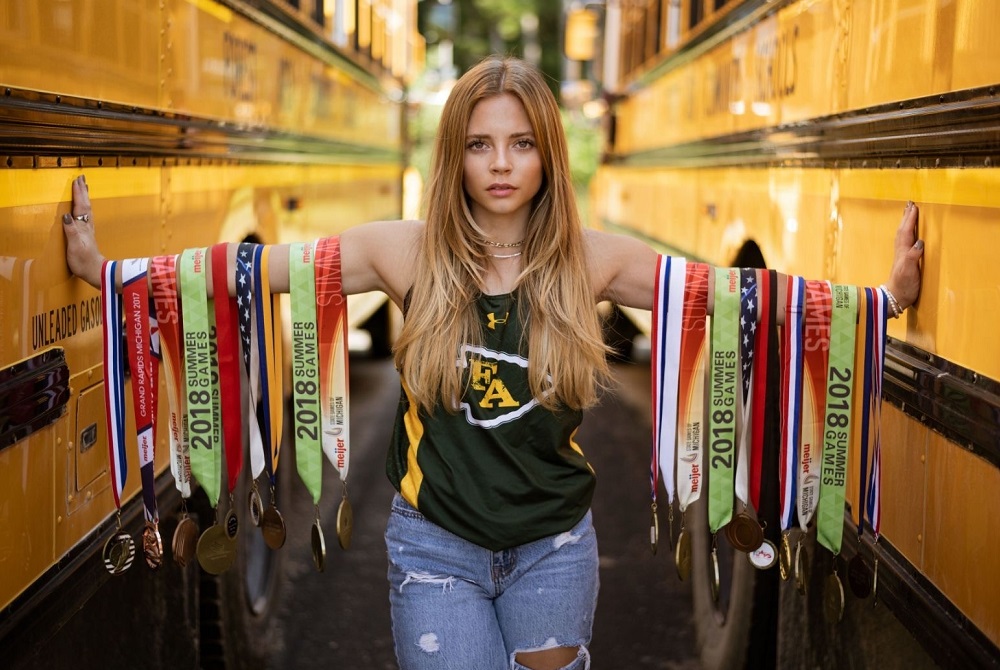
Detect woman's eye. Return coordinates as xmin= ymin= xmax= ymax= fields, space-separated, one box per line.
xmin=515 ymin=139 xmax=534 ymax=149
xmin=467 ymin=140 xmax=487 ymax=150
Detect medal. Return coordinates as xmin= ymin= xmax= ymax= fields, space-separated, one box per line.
xmin=172 ymin=514 xmax=199 ymax=568
xmin=248 ymin=482 xmax=264 ymax=527
xmin=778 ymin=533 xmax=792 ymax=581
xmin=674 ymin=528 xmax=691 ymax=581
xmin=824 ymin=570 xmax=845 ymax=623
xmin=872 ymin=554 xmax=880 ymax=607
xmin=197 ymin=524 xmax=236 ymax=575
xmin=649 ymin=503 xmax=659 ymax=555
xmin=142 ymin=521 xmax=163 ymax=570
xmin=794 ymin=540 xmax=810 ymax=596
xmin=725 ymin=511 xmax=764 ymax=553
xmin=261 ymin=504 xmax=287 ymax=550
xmin=103 ymin=531 xmax=136 ymax=575
xmin=710 ymin=544 xmax=720 ymax=603
xmin=224 ymin=506 xmax=239 ymax=541
xmin=311 ymin=515 xmax=327 ymax=573
xmin=747 ymin=538 xmax=778 ymax=570
xmin=336 ymin=490 xmax=353 ymax=550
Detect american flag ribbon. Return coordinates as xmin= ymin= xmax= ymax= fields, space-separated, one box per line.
xmin=735 ymin=268 xmax=758 ymax=507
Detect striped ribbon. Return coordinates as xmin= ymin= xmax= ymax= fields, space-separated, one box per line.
xmin=101 ymin=260 xmax=127 ymax=508
xmin=779 ymin=275 xmax=805 ymax=532
xmin=651 ymin=255 xmax=686 ymax=507
xmin=253 ymin=245 xmax=284 ymax=487
xmin=235 ymin=243 xmax=266 ymax=481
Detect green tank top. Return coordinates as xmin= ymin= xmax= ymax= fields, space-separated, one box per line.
xmin=386 ymin=291 xmax=595 ymax=551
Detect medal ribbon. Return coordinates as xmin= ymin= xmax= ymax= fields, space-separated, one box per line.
xmin=676 ymin=262 xmax=709 ymax=513
xmin=798 ymin=280 xmax=832 ymax=531
xmin=866 ymin=288 xmax=888 ymax=538
xmin=253 ymin=245 xmax=283 ymax=486
xmin=290 ymin=242 xmax=323 ymax=504
xmin=211 ymin=244 xmax=243 ymax=496
xmin=150 ymin=255 xmax=191 ymax=498
xmin=101 ymin=260 xmax=127 ymax=509
xmin=779 ymin=275 xmax=805 ymax=532
xmin=749 ymin=270 xmax=772 ymax=510
xmin=235 ymin=243 xmax=265 ymax=480
xmin=122 ymin=259 xmax=158 ymax=523
xmin=816 ymin=284 xmax=857 ymax=554
xmin=314 ymin=237 xmax=351 ymax=481
xmin=708 ymin=267 xmax=739 ymax=532
xmin=735 ymin=269 xmax=758 ymax=509
xmin=179 ymin=248 xmax=221 ymax=506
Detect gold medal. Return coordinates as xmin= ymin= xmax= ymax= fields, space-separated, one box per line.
xmin=142 ymin=521 xmax=163 ymax=570
xmin=725 ymin=511 xmax=764 ymax=553
xmin=846 ymin=554 xmax=872 ymax=599
xmin=172 ymin=515 xmax=199 ymax=568
xmin=102 ymin=531 xmax=136 ymax=575
xmin=794 ymin=540 xmax=810 ymax=596
xmin=710 ymin=545 xmax=721 ymax=603
xmin=197 ymin=523 xmax=236 ymax=575
xmin=260 ymin=505 xmax=287 ymax=550
xmin=747 ymin=538 xmax=778 ymax=570
xmin=336 ymin=495 xmax=354 ymax=550
xmin=674 ymin=528 xmax=691 ymax=581
xmin=778 ymin=533 xmax=792 ymax=581
xmin=824 ymin=571 xmax=845 ymax=623
xmin=224 ymin=507 xmax=239 ymax=541
xmin=872 ymin=554 xmax=880 ymax=607
xmin=248 ymin=483 xmax=263 ymax=528
xmin=649 ymin=504 xmax=659 ymax=555
xmin=311 ymin=519 xmax=327 ymax=572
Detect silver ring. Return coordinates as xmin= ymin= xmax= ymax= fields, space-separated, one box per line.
xmin=73 ymin=214 xmax=90 ymax=222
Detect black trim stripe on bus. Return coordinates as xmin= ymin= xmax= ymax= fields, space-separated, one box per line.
xmin=0 ymin=349 xmax=70 ymax=452
xmin=0 ymin=88 xmax=402 ymax=166
xmin=607 ymin=83 xmax=1000 ymax=169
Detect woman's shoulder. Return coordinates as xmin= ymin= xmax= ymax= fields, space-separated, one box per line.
xmin=340 ymin=219 xmax=424 ymax=305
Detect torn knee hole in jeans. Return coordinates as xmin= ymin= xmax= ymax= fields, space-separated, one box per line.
xmin=399 ymin=571 xmax=456 ymax=592
xmin=513 ymin=640 xmax=590 ymax=669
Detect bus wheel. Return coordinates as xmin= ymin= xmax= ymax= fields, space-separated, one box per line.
xmin=688 ymin=497 xmax=757 ymax=669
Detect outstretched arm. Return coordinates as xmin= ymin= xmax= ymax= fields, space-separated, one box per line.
xmin=590 ymin=201 xmax=924 ymax=316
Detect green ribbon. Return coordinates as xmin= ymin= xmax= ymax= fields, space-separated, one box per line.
xmin=817 ymin=284 xmax=858 ymax=554
xmin=290 ymin=242 xmax=323 ymax=504
xmin=179 ymin=248 xmax=221 ymax=507
xmin=708 ymin=268 xmax=739 ymax=533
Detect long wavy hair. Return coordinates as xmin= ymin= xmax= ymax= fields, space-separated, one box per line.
xmin=394 ymin=55 xmax=610 ymax=413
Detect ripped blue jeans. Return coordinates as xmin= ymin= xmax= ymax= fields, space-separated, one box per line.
xmin=385 ymin=493 xmax=599 ymax=670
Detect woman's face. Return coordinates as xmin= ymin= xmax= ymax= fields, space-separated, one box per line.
xmin=462 ymin=93 xmax=543 ymax=234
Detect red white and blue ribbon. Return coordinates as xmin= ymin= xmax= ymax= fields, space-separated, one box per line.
xmin=735 ymin=268 xmax=758 ymax=508
xmin=235 ymin=243 xmax=265 ymax=481
xmin=779 ymin=275 xmax=805 ymax=532
xmin=102 ymin=260 xmax=127 ymax=508
xmin=651 ymin=255 xmax=685 ymax=508
xmin=862 ymin=287 xmax=889 ymax=538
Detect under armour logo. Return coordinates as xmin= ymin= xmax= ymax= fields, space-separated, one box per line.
xmin=487 ymin=311 xmax=508 ymax=330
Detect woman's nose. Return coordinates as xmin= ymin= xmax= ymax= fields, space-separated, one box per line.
xmin=490 ymin=150 xmax=511 ymax=174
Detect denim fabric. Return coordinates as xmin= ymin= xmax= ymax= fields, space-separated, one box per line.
xmin=385 ymin=493 xmax=599 ymax=670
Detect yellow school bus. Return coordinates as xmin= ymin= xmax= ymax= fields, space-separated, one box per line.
xmin=582 ymin=0 xmax=1000 ymax=666
xmin=0 ymin=1 xmax=422 ymax=666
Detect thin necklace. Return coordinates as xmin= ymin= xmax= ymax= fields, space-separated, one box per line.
xmin=488 ymin=251 xmax=523 ymax=259
xmin=483 ymin=239 xmax=524 ymax=248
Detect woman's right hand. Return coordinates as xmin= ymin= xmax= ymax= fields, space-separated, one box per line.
xmin=62 ymin=175 xmax=104 ymax=289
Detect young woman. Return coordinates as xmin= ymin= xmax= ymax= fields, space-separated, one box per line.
xmin=63 ymin=56 xmax=924 ymax=670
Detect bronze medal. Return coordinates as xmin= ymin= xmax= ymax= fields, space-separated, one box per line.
xmin=248 ymin=484 xmax=263 ymax=528
xmin=197 ymin=523 xmax=236 ymax=575
xmin=336 ymin=495 xmax=354 ymax=550
xmin=847 ymin=554 xmax=872 ymax=599
xmin=794 ymin=541 xmax=810 ymax=596
xmin=142 ymin=521 xmax=163 ymax=570
xmin=102 ymin=531 xmax=136 ymax=575
xmin=824 ymin=571 xmax=845 ymax=623
xmin=710 ymin=545 xmax=721 ymax=603
xmin=650 ymin=506 xmax=659 ymax=555
xmin=674 ymin=528 xmax=691 ymax=581
xmin=311 ymin=520 xmax=327 ymax=572
xmin=260 ymin=505 xmax=287 ymax=550
xmin=224 ymin=507 xmax=239 ymax=541
xmin=778 ymin=533 xmax=792 ymax=581
xmin=726 ymin=512 xmax=764 ymax=553
xmin=172 ymin=515 xmax=199 ymax=568
xmin=747 ymin=538 xmax=778 ymax=570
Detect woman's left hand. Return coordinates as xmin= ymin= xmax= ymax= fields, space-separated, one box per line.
xmin=884 ymin=201 xmax=924 ymax=312
xmin=62 ymin=175 xmax=104 ymax=289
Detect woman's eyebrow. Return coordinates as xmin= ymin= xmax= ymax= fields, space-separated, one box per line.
xmin=465 ymin=131 xmax=535 ymax=140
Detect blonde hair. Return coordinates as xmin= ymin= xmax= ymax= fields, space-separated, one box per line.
xmin=394 ymin=55 xmax=610 ymax=413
